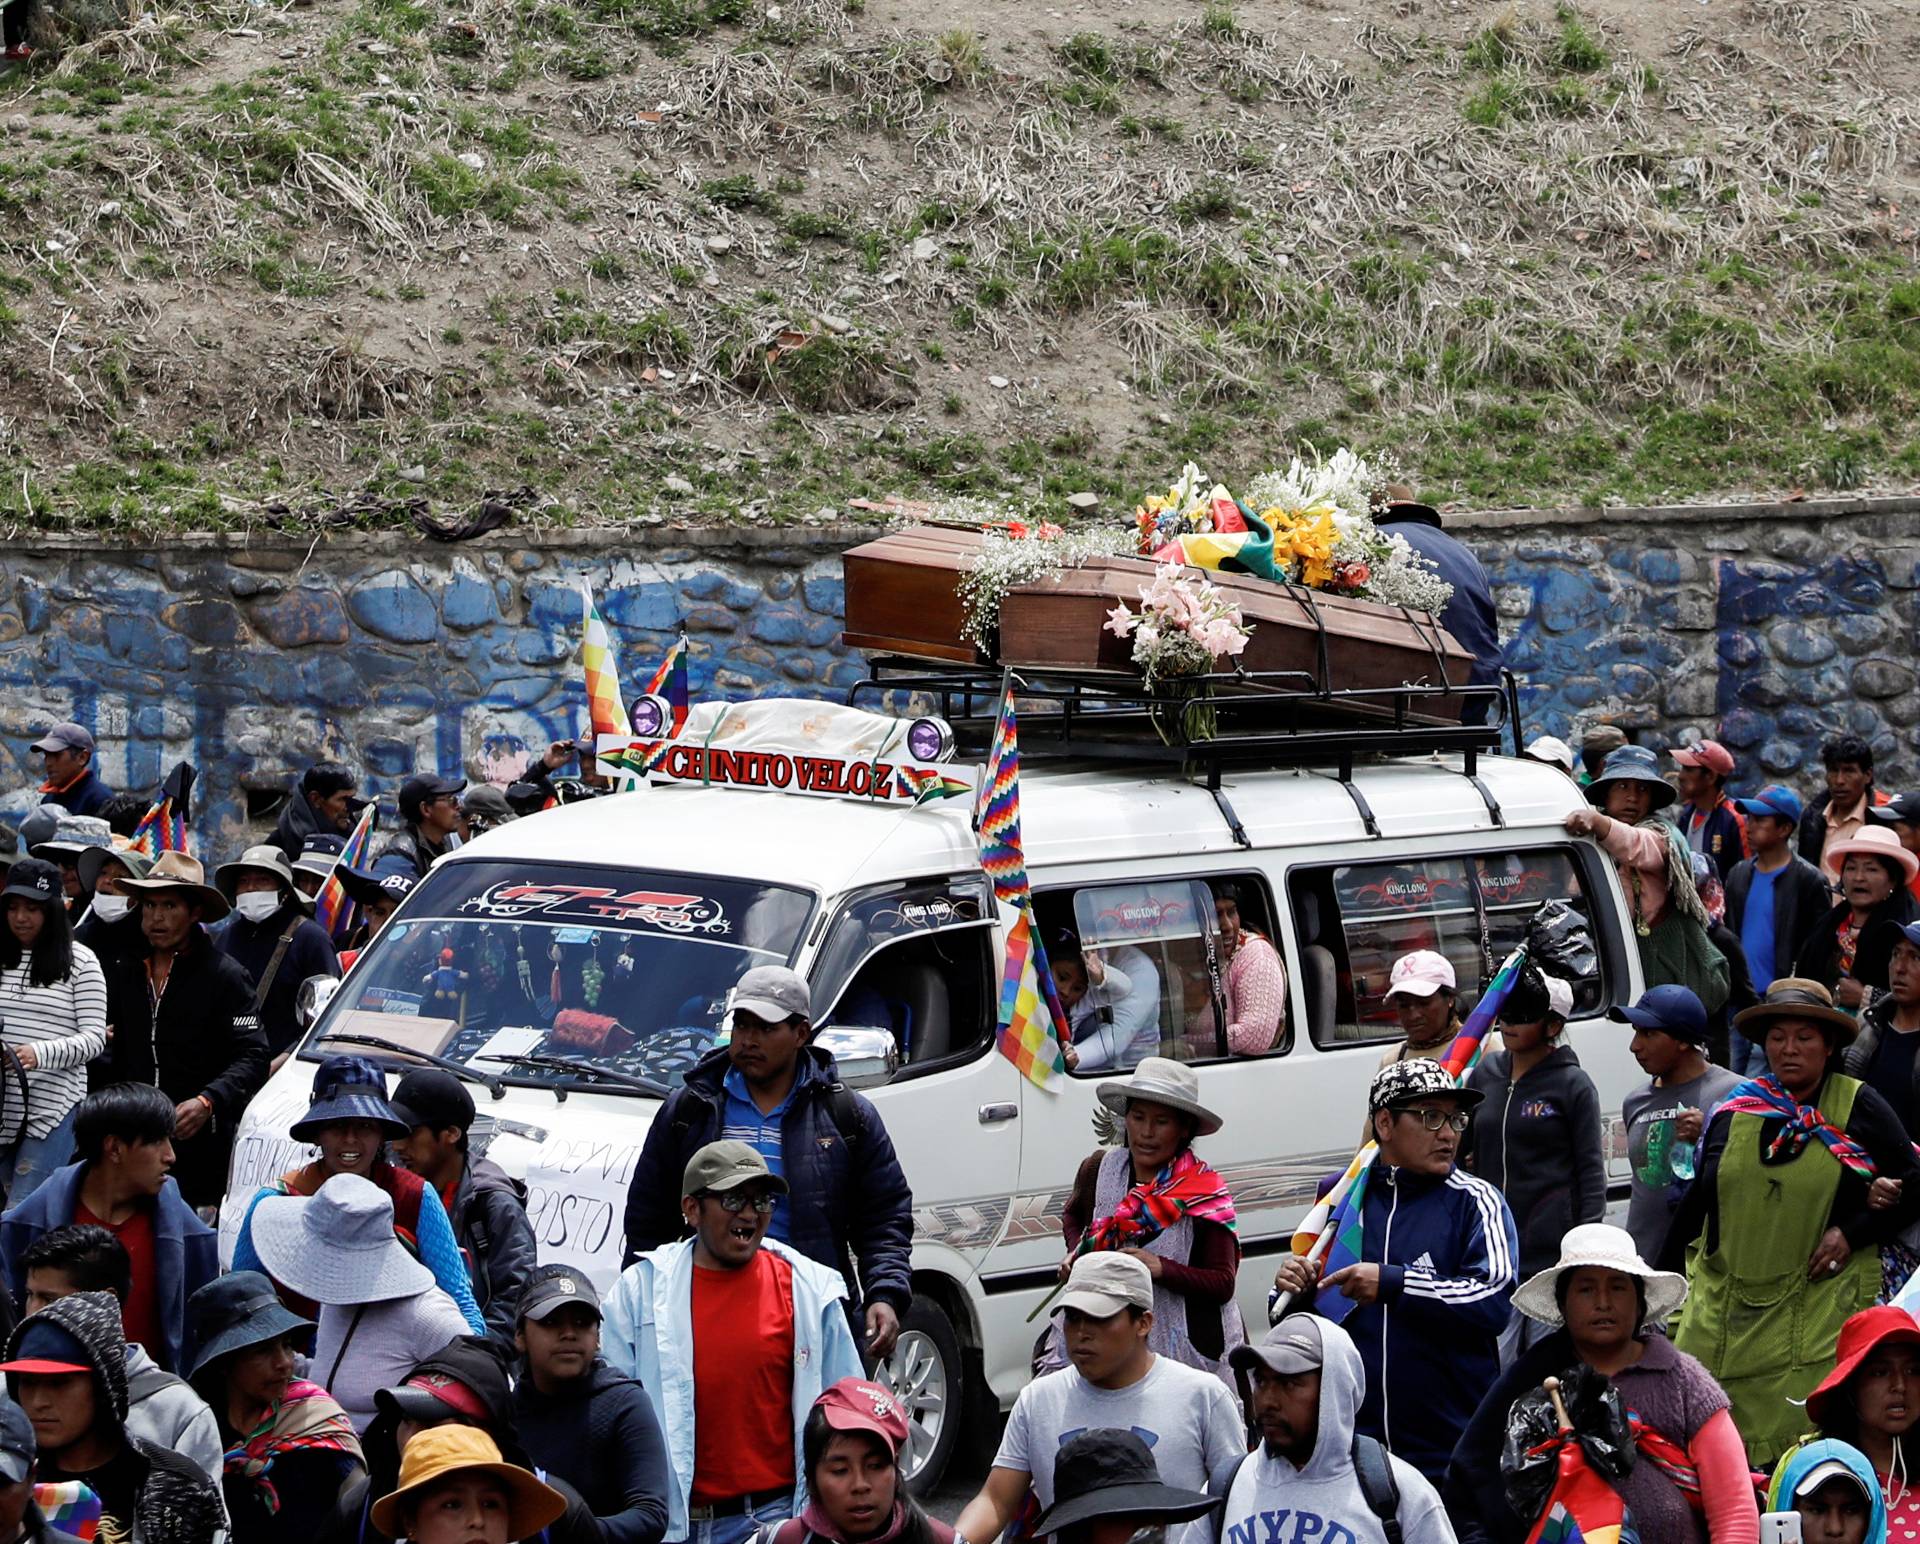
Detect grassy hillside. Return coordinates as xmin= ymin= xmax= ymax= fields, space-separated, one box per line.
xmin=0 ymin=0 xmax=1915 ymax=531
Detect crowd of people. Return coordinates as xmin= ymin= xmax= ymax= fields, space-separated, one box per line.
xmin=6 ymin=716 xmax=1920 ymax=1542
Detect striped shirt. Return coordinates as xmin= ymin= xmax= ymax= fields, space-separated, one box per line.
xmin=721 ymin=1065 xmax=793 ymax=1242
xmin=0 ymin=941 xmax=108 ymax=1138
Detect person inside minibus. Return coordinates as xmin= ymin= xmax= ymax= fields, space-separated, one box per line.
xmin=1183 ymin=883 xmax=1286 ymax=1057
xmin=1050 ymin=933 xmax=1159 ymax=1074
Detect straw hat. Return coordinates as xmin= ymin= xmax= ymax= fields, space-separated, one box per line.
xmin=1511 ymin=1223 xmax=1688 ymax=1328
xmin=118 ymin=852 xmax=230 ymax=920
xmin=369 ymin=1426 xmax=565 ymax=1540
xmin=1095 ymin=1057 xmax=1222 ymax=1137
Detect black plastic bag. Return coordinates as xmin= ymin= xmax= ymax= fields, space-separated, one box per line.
xmin=1499 ymin=1364 xmax=1635 ymax=1525
xmin=1528 ymin=899 xmax=1599 ymax=983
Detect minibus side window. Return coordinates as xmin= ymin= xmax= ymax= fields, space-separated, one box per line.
xmin=1293 ymin=847 xmax=1604 ymax=1046
xmin=1034 ymin=873 xmax=1288 ymax=1071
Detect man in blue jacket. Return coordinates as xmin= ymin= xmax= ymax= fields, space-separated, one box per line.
xmin=620 ymin=965 xmax=912 ymax=1358
xmin=0 ymin=1084 xmax=217 ymax=1375
xmin=1269 ymin=1057 xmax=1518 ymax=1487
xmin=1375 ymin=491 xmax=1503 ymax=721
xmin=28 ymin=724 xmax=113 ymax=820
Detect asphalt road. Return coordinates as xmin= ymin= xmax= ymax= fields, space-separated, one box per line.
xmin=921 ymin=1415 xmax=1002 ymax=1524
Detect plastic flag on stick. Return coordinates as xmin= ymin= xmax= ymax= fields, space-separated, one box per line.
xmin=314 ymin=802 xmax=377 ymax=943
xmin=642 ymin=634 xmax=690 ymax=736
xmin=579 ymin=581 xmax=631 ymax=739
xmin=128 ymin=763 xmax=194 ymax=859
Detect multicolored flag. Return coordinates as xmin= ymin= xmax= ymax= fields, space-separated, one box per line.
xmin=642 ymin=633 xmax=690 ymax=736
xmin=580 ymin=581 xmax=631 ymax=739
xmin=315 ymin=801 xmax=377 ymax=942
xmin=976 ymin=678 xmax=1069 ymax=1089
xmin=1524 ymin=1423 xmax=1639 ymax=1544
xmin=128 ymin=762 xmax=195 ymax=859
xmin=1437 ymin=944 xmax=1529 ymax=1082
xmin=1149 ymin=496 xmax=1282 ymax=583
xmin=896 ymin=766 xmax=973 ymax=804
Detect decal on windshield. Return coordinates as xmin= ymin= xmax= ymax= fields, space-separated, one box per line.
xmin=459 ymin=881 xmax=732 ymax=935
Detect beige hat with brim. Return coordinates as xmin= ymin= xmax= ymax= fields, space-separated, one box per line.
xmin=1095 ymin=1056 xmax=1222 ymax=1137
xmin=214 ymin=845 xmax=314 ymax=914
xmin=117 ymin=851 xmax=231 ymax=921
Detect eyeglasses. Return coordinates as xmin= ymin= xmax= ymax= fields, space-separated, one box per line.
xmin=1396 ymin=1105 xmax=1470 ymax=1133
xmin=702 ymin=1190 xmax=777 ymax=1215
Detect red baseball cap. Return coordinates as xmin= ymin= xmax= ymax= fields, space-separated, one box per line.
xmin=1670 ymin=740 xmax=1734 ymax=776
xmin=813 ymin=1378 xmax=910 ymax=1454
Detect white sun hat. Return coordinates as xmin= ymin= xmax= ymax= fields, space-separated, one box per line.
xmin=1511 ymin=1222 xmax=1689 ymax=1327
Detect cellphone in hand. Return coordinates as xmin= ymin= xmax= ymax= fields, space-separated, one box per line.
xmin=1758 ymin=1512 xmax=1803 ymax=1544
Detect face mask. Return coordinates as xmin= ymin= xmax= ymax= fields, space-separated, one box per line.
xmin=90 ymin=895 xmax=132 ymax=923
xmin=234 ymin=892 xmax=282 ymax=924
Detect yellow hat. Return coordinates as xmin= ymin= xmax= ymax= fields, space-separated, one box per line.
xmin=370 ymin=1426 xmax=565 ymax=1540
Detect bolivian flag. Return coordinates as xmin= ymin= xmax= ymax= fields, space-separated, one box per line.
xmin=1150 ymin=496 xmax=1282 ymax=583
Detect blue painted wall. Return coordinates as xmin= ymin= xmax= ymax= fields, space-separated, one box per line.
xmin=3 ymin=509 xmax=1914 ymax=863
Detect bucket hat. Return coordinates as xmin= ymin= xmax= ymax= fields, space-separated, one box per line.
xmin=249 ymin=1173 xmax=433 ymax=1306
xmin=1827 ymin=824 xmax=1920 ymax=883
xmin=76 ymin=844 xmax=150 ymax=893
xmin=1094 ymin=1056 xmax=1222 ymax=1137
xmin=289 ymin=1056 xmax=409 ymax=1143
xmin=1584 ymin=745 xmax=1677 ymax=811
xmin=1806 ymin=1305 xmax=1920 ymax=1427
xmin=0 ymin=1399 xmax=34 ymax=1485
xmin=117 ymin=851 xmax=230 ymax=920
xmin=370 ymin=1426 xmax=566 ymax=1540
xmin=215 ymin=845 xmax=314 ymax=914
xmin=185 ymin=1270 xmax=315 ymax=1377
xmin=1511 ymin=1223 xmax=1688 ymax=1328
xmin=30 ymin=814 xmax=112 ymax=862
xmin=1028 ymin=1430 xmax=1214 ymax=1539
xmin=1367 ymin=1056 xmax=1483 ymax=1114
xmin=1734 ymin=976 xmax=1862 ymax=1046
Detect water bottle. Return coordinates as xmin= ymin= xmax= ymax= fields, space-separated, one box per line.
xmin=1670 ymin=1122 xmax=1697 ymax=1182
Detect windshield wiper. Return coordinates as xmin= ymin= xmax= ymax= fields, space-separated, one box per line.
xmin=480 ymin=1051 xmax=668 ymax=1098
xmin=316 ymin=1033 xmax=507 ymax=1100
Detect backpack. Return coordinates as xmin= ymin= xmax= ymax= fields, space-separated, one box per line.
xmin=1208 ymin=1436 xmax=1402 ymax=1544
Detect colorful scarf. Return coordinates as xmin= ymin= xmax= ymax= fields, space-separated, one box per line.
xmin=1626 ymin=1412 xmax=1702 ymax=1510
xmin=1082 ymin=1147 xmax=1237 ymax=1255
xmin=224 ymin=1379 xmax=363 ymax=1515
xmin=1716 ymin=1073 xmax=1910 ymax=1177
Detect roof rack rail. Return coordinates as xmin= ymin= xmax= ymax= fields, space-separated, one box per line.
xmin=845 ymin=658 xmax=1524 ymax=780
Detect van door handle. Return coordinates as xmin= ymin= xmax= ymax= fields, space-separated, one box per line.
xmin=978 ymin=1103 xmax=1018 ymax=1124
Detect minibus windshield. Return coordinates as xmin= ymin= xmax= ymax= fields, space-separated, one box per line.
xmin=303 ymin=861 xmax=815 ymax=1093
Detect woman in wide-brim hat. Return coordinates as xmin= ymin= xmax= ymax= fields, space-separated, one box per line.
xmin=73 ymin=844 xmax=151 ymax=972
xmin=1445 ymin=1224 xmax=1756 ymax=1543
xmin=249 ymin=1175 xmax=471 ymax=1433
xmin=1795 ymin=825 xmax=1920 ymax=1010
xmin=1790 ymin=1303 xmax=1920 ymax=1535
xmin=1658 ymin=977 xmax=1920 ymax=1468
xmin=186 ymin=1270 xmax=364 ymax=1544
xmin=1047 ymin=1057 xmax=1244 ymax=1390
xmin=1564 ymin=745 xmax=1728 ymax=1015
xmin=372 ymin=1425 xmax=565 ymax=1544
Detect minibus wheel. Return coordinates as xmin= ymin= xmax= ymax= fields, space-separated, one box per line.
xmin=883 ymin=1297 xmax=962 ymax=1495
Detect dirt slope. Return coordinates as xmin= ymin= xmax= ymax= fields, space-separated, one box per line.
xmin=0 ymin=0 xmax=1915 ymax=530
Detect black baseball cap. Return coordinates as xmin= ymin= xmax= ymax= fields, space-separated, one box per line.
xmin=389 ymin=1069 xmax=477 ymax=1135
xmin=1870 ymin=793 xmax=1920 ymax=827
xmin=399 ymin=774 xmax=466 ymax=820
xmin=1 ymin=859 xmax=61 ymax=906
xmin=518 ymin=1265 xmax=601 ymax=1324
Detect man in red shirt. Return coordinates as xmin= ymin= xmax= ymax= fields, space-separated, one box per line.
xmin=0 ymin=1084 xmax=216 ymax=1376
xmin=602 ymin=1141 xmax=864 ymax=1544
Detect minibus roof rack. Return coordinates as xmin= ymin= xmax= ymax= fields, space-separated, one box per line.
xmin=845 ymin=658 xmax=1524 ymax=842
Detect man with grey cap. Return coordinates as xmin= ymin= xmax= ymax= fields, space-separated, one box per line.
xmin=603 ymin=1140 xmax=862 ymax=1544
xmin=29 ymin=725 xmax=112 ymax=821
xmin=620 ymin=964 xmax=912 ymax=1359
xmin=1208 ymin=1317 xmax=1453 ymax=1544
xmin=956 ymin=1253 xmax=1241 ymax=1544
xmin=0 ymin=1396 xmax=85 ymax=1544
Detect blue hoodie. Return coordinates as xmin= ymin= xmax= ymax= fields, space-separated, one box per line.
xmin=1767 ymin=1439 xmax=1887 ymax=1544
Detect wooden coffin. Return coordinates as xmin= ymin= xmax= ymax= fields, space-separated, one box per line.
xmin=840 ymin=527 xmax=1473 ymax=717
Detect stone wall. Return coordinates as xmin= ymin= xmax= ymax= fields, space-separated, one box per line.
xmin=2 ymin=495 xmax=1917 ymax=861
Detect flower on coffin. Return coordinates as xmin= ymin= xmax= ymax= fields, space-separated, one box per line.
xmin=1103 ymin=563 xmax=1252 ymax=689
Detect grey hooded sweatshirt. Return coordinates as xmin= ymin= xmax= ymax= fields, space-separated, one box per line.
xmin=1215 ymin=1319 xmax=1456 ymax=1544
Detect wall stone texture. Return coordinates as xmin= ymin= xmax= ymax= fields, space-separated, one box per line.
xmin=1 ymin=496 xmax=1916 ymax=860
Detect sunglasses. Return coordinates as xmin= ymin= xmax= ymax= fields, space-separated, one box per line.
xmin=701 ymin=1190 xmax=777 ymax=1215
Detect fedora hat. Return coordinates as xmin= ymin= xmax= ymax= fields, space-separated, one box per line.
xmin=215 ymin=844 xmax=313 ymax=914
xmin=1095 ymin=1057 xmax=1222 ymax=1137
xmin=1827 ymin=824 xmax=1920 ymax=884
xmin=118 ymin=851 xmax=230 ymax=921
xmin=1029 ymin=1429 xmax=1214 ymax=1539
xmin=370 ymin=1426 xmax=565 ymax=1540
xmin=248 ymin=1174 xmax=433 ymax=1306
xmin=1511 ymin=1222 xmax=1688 ymax=1328
xmin=1583 ymin=745 xmax=1677 ymax=812
xmin=1734 ymin=976 xmax=1860 ymax=1045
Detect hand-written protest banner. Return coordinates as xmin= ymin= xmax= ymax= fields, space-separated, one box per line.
xmin=523 ymin=1133 xmax=646 ymax=1289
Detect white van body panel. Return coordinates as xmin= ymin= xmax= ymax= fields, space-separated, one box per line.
xmin=222 ymin=751 xmax=1643 ymax=1413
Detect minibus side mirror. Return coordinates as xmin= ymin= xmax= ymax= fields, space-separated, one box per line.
xmin=813 ymin=1025 xmax=901 ymax=1089
xmin=295 ymin=975 xmax=342 ymax=1032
